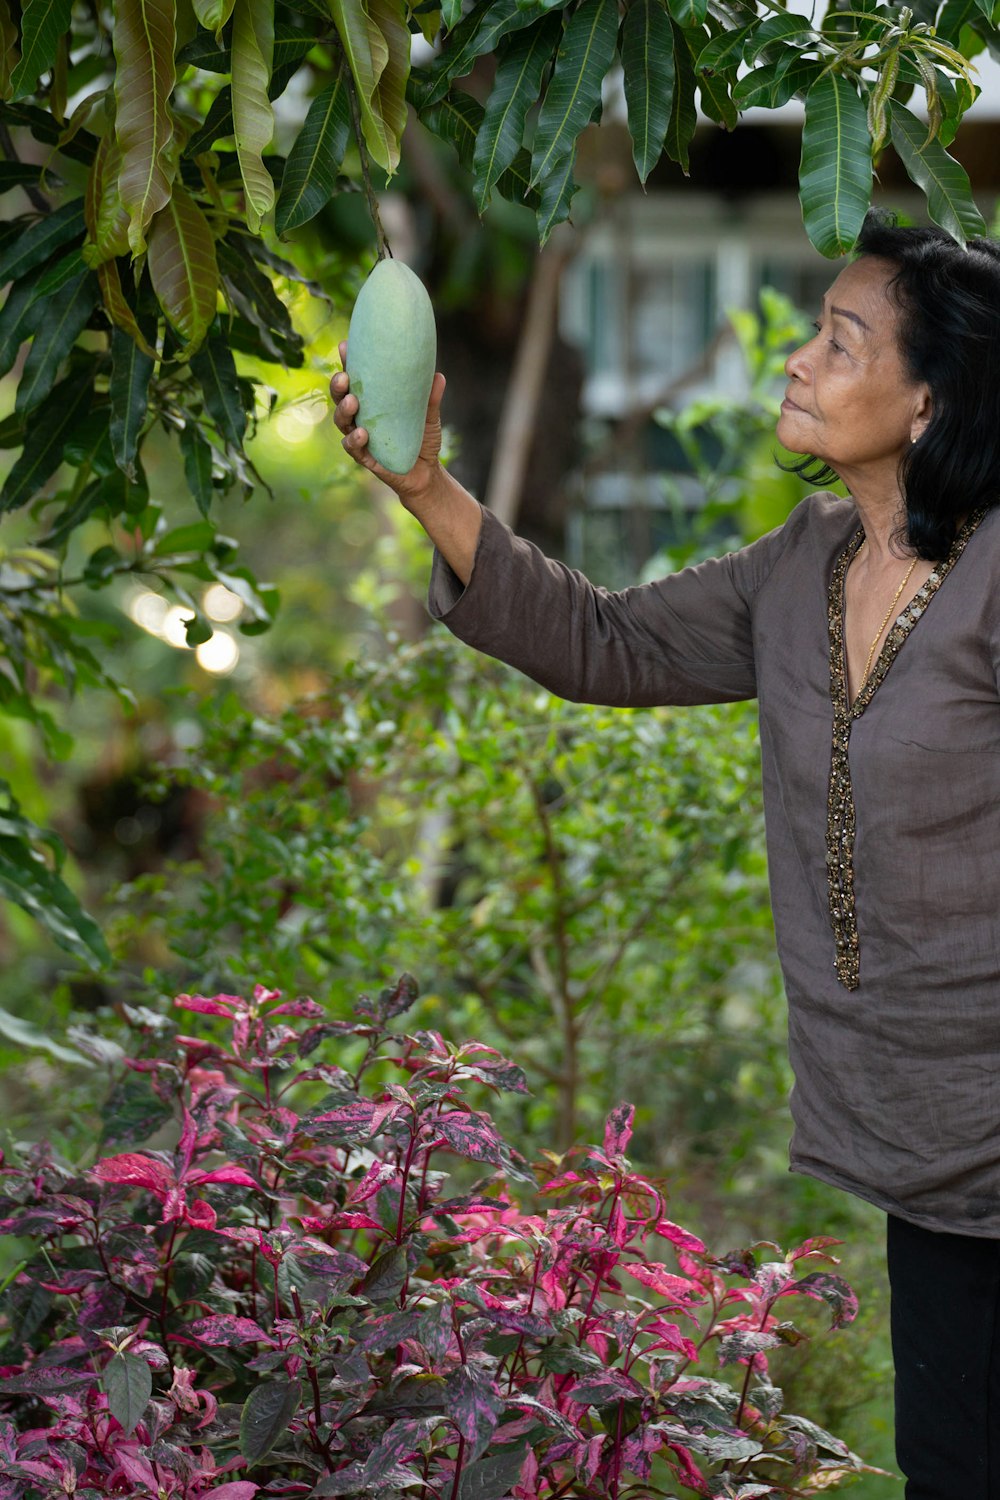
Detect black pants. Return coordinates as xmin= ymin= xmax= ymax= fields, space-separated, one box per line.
xmin=887 ymin=1214 xmax=1000 ymax=1498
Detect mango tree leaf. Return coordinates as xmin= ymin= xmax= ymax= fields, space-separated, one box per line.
xmin=110 ymin=327 xmax=155 ymax=479
xmin=1 ymin=0 xmax=19 ymax=97
xmin=0 ymin=783 xmax=110 ymax=969
xmin=529 ymin=0 xmax=618 ymax=189
xmin=440 ymin=0 xmax=461 ymax=27
xmin=731 ymin=48 xmax=798 ymax=110
xmin=275 ymin=66 xmax=350 ymax=232
xmin=420 ymin=0 xmax=539 ymax=108
xmin=0 ymin=199 xmax=85 ymax=284
xmin=697 ymin=66 xmax=736 ymax=130
xmin=231 ymin=0 xmax=275 ymax=231
xmin=8 ymin=0 xmax=72 ymax=99
xmin=536 ymin=144 xmax=578 ymax=245
xmin=97 ymin=257 xmax=159 ymax=357
xmin=368 ymin=0 xmax=410 ymax=179
xmin=327 ymin=0 xmax=391 ymax=173
xmin=239 ymin=1378 xmax=302 ymax=1464
xmin=35 ymin=246 xmax=88 ymax=295
xmin=664 ymin=20 xmax=696 ymax=172
xmin=0 ymin=264 xmax=48 ymax=379
xmin=666 ymin=0 xmax=705 ymax=24
xmin=745 ymin=9 xmax=816 ymax=62
xmin=696 ymin=19 xmax=752 ymax=73
xmin=621 ymin=0 xmax=674 ymax=186
xmin=181 ymin=421 xmax=215 ymax=514
xmin=799 ymin=72 xmax=871 ymax=257
xmin=889 ymin=101 xmax=985 ymax=245
xmin=192 ymin=0 xmax=236 ymax=39
xmin=103 ymin=1352 xmax=152 ymax=1435
xmin=190 ymin=329 xmax=247 ymax=447
xmin=0 ymin=162 xmax=57 ymax=191
xmin=15 ymin=271 xmax=99 ymax=417
xmin=147 ymin=181 xmax=219 ymax=355
xmin=83 ymin=133 xmax=131 ymax=266
xmin=419 ymin=89 xmax=540 ymax=209
xmin=113 ymin=0 xmax=177 ymax=254
xmin=1 ymin=369 xmax=94 ymax=512
xmin=473 ymin=13 xmax=561 ymax=212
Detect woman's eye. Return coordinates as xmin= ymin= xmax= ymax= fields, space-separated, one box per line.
xmin=813 ymin=320 xmax=844 ymax=353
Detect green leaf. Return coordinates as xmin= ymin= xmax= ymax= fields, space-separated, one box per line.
xmin=190 ymin=330 xmax=248 ymax=447
xmin=83 ymin=132 xmax=131 ymax=266
xmin=231 ymin=0 xmax=276 ymax=231
xmin=15 ymin=272 xmax=98 ymax=417
xmin=799 ymin=72 xmax=872 ymax=257
xmin=239 ymin=1378 xmax=302 ymax=1464
xmin=0 ymin=1005 xmax=89 ymax=1065
xmin=181 ymin=421 xmax=215 ymax=514
xmin=361 ymin=1244 xmax=408 ymax=1303
xmin=0 ymin=161 xmax=60 ymax=191
xmin=889 ymin=102 xmax=985 ymax=245
xmin=664 ymin=21 xmax=696 ymax=173
xmin=745 ymin=10 xmax=816 ymax=63
xmin=621 ymin=0 xmax=675 ymax=185
xmin=103 ymin=1353 xmax=152 ymax=1435
xmin=474 ymin=13 xmax=561 ymax=212
xmin=536 ymin=146 xmax=578 ymax=245
xmin=419 ymin=0 xmax=538 ymax=108
xmin=0 ymin=369 xmax=94 ymax=512
xmin=97 ymin=256 xmax=159 ymax=356
xmin=178 ymin=20 xmax=325 ymax=70
xmin=457 ymin=1446 xmax=530 ymax=1500
xmin=8 ymin=0 xmax=72 ymax=99
xmin=666 ymin=0 xmax=705 ymax=24
xmin=147 ymin=181 xmax=219 ymax=355
xmin=110 ymin=327 xmax=155 ymax=479
xmin=192 ymin=0 xmax=235 ymax=39
xmin=113 ymin=0 xmax=177 ymax=255
xmin=0 ymin=783 xmax=110 ymax=968
xmin=419 ymin=90 xmax=540 ymax=209
xmin=35 ymin=246 xmax=89 ymax=295
xmin=697 ymin=67 xmax=736 ymax=130
xmin=275 ymin=67 xmax=350 ymax=232
xmin=0 ymin=265 xmax=48 ymax=379
xmin=695 ymin=20 xmax=752 ymax=73
xmin=327 ymin=0 xmax=393 ymax=174
xmin=0 ymin=198 xmax=85 ymax=284
xmin=530 ymin=0 xmax=618 ymax=189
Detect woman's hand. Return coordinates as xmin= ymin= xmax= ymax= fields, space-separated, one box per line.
xmin=330 ymin=339 xmax=448 ymax=512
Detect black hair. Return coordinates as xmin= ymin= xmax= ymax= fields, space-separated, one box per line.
xmin=779 ymin=208 xmax=1000 ymax=559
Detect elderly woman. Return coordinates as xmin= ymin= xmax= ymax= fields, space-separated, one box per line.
xmin=331 ymin=211 xmax=1000 ymax=1498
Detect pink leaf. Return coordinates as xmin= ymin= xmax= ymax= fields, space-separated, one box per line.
xmin=347 ymin=1159 xmax=398 ymax=1205
xmin=253 ymin=984 xmax=281 ymax=1005
xmin=652 ymin=1219 xmax=707 ymax=1255
xmin=624 ymin=1262 xmax=706 ymax=1307
xmin=204 ymin=1485 xmax=259 ymax=1500
xmin=175 ymin=993 xmax=244 ymax=1017
xmin=608 ymin=1198 xmax=629 ymax=1248
xmin=191 ymin=1166 xmax=259 ymax=1189
xmin=603 ymin=1102 xmax=635 ymax=1157
xmin=91 ymin=1154 xmax=172 ymax=1197
xmin=644 ymin=1318 xmax=699 ymax=1362
xmin=187 ymin=1316 xmax=276 ymax=1348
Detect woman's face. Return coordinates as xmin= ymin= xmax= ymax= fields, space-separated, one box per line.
xmin=776 ymin=254 xmax=931 ymax=477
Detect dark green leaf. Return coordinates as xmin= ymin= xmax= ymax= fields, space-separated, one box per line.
xmin=35 ymin=247 xmax=90 ymax=296
xmin=421 ymin=0 xmax=541 ymax=108
xmin=530 ymin=0 xmax=619 ymax=189
xmin=184 ymin=613 xmax=214 ymax=646
xmin=181 ymin=422 xmax=215 ymax=515
xmin=697 ymin=67 xmax=736 ymax=129
xmin=889 ymin=102 xmax=985 ymax=245
xmin=0 ymin=161 xmax=62 ymax=192
xmin=0 ymin=412 xmax=26 ymax=447
xmin=664 ymin=21 xmax=697 ymax=172
xmin=36 ymin=477 xmax=112 ymax=549
xmin=239 ymin=1377 xmax=302 ymax=1464
xmin=9 ymin=0 xmax=73 ymax=99
xmin=275 ymin=69 xmax=350 ymax=232
xmin=0 ymin=1006 xmax=89 ymax=1064
xmin=621 ymin=0 xmax=675 ymax=185
xmin=667 ymin=0 xmax=706 ymax=24
xmin=535 ymin=147 xmax=578 ymax=246
xmin=190 ymin=330 xmax=248 ymax=447
xmin=103 ymin=1353 xmax=152 ymax=1435
xmin=1 ymin=370 xmax=94 ymax=513
xmin=15 ymin=272 xmax=99 ymax=417
xmin=745 ymin=9 xmax=817 ymax=62
xmin=457 ymin=1445 xmax=530 ymax=1500
xmin=0 ymin=265 xmax=48 ymax=380
xmin=0 ymin=100 xmax=98 ymax=163
xmin=0 ymin=199 xmax=86 ymax=285
xmin=473 ymin=14 xmax=561 ymax=213
xmin=732 ymin=49 xmax=798 ymax=110
xmin=0 ymin=784 xmax=110 ymax=968
xmin=696 ymin=20 xmax=752 ymax=73
xmin=361 ymin=1244 xmax=408 ymax=1304
xmin=177 ymin=20 xmax=324 ymax=71
xmin=109 ymin=328 xmax=155 ymax=480
xmin=799 ymin=73 xmax=872 ymax=256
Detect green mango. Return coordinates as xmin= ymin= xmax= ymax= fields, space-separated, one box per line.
xmin=345 ymin=258 xmax=437 ymax=475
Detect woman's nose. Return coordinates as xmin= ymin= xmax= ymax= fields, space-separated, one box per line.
xmin=784 ymin=340 xmax=811 ymax=381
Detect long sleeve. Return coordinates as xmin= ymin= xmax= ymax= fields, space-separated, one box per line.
xmin=428 ymin=503 xmax=793 ymax=708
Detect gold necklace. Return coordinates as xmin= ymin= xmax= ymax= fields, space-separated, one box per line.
xmin=859 ymin=552 xmax=919 ymax=689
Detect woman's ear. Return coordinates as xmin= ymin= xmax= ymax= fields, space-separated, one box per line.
xmin=910 ymin=384 xmax=932 ymax=444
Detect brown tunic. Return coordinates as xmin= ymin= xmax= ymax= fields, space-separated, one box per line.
xmin=428 ymin=491 xmax=1000 ymax=1236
